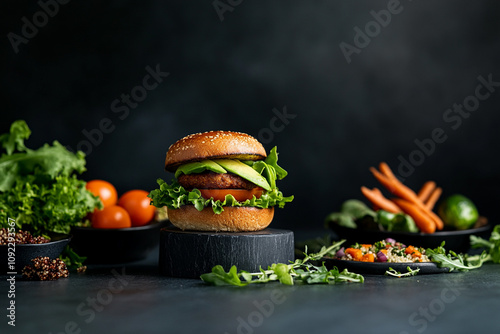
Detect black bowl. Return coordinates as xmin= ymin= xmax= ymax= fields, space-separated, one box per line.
xmin=0 ymin=233 xmax=71 ymax=275
xmin=70 ymin=220 xmax=165 ymax=264
xmin=329 ymin=223 xmax=493 ymax=253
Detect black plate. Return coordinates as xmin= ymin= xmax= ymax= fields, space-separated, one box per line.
xmin=329 ymin=223 xmax=493 ymax=253
xmin=0 ymin=233 xmax=71 ymax=275
xmin=70 ymin=220 xmax=165 ymax=264
xmin=322 ymin=257 xmax=450 ymax=275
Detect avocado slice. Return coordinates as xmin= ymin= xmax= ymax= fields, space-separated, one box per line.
xmin=174 ymin=160 xmax=227 ymax=178
xmin=215 ymin=159 xmax=272 ymax=191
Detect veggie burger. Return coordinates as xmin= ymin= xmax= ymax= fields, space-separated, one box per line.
xmin=148 ymin=131 xmax=293 ymax=232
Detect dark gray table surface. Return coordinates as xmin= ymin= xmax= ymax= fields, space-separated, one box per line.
xmin=2 ymin=231 xmax=500 ymax=334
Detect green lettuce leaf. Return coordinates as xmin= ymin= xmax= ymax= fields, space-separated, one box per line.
xmin=0 ymin=119 xmax=31 ymax=155
xmin=0 ymin=173 xmax=101 ymax=234
xmin=0 ymin=120 xmax=87 ymax=192
xmin=0 ymin=120 xmax=101 ymax=235
xmin=148 ymin=179 xmax=293 ymax=214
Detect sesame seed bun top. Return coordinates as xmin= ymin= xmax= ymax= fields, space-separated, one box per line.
xmin=164 ymin=131 xmax=267 ymax=172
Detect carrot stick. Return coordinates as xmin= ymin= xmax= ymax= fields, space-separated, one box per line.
xmin=425 ymin=187 xmax=442 ymax=210
xmin=372 ymin=188 xmax=383 ymax=210
xmin=417 ymin=181 xmax=436 ymax=202
xmin=361 ymin=186 xmax=402 ymax=214
xmin=392 ymin=198 xmax=436 ymax=233
xmin=370 ymin=165 xmax=444 ymax=230
xmin=379 ymin=162 xmax=398 ymax=180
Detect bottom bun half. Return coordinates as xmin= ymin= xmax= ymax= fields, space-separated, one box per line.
xmin=167 ymin=206 xmax=275 ymax=232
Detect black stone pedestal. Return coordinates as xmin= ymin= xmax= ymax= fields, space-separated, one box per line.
xmin=159 ymin=226 xmax=294 ymax=278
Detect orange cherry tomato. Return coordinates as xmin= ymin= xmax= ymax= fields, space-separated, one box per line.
xmin=86 ymin=180 xmax=118 ymax=208
xmin=198 ymin=188 xmax=263 ymax=202
xmin=118 ymin=190 xmax=155 ymax=227
xmin=91 ymin=205 xmax=131 ymax=229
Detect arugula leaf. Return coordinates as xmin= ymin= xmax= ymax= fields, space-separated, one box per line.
xmin=270 ymin=263 xmax=294 ymax=285
xmin=200 ymin=265 xmax=248 ymax=286
xmin=385 ymin=266 xmax=420 ymax=277
xmin=201 ymin=240 xmax=365 ymax=286
xmin=426 ymin=242 xmax=487 ymax=272
xmin=469 ymin=225 xmax=500 ymax=264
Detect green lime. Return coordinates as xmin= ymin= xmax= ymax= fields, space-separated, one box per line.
xmin=438 ymin=194 xmax=479 ymax=230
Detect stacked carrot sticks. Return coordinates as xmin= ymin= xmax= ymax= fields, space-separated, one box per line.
xmin=361 ymin=162 xmax=443 ymax=234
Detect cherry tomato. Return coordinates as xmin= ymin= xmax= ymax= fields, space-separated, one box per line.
xmin=86 ymin=180 xmax=118 ymax=208
xmin=198 ymin=188 xmax=263 ymax=202
xmin=91 ymin=205 xmax=131 ymax=229
xmin=118 ymin=190 xmax=155 ymax=227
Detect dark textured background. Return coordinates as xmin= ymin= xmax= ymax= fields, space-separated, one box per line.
xmin=2 ymin=0 xmax=500 ymax=230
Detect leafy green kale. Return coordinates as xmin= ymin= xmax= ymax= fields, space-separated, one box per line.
xmin=201 ymin=240 xmax=365 ymax=286
xmin=148 ymin=146 xmax=293 ymax=213
xmin=0 ymin=120 xmax=101 ymax=235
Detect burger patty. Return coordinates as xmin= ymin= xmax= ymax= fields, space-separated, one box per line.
xmin=178 ymin=172 xmax=257 ymax=190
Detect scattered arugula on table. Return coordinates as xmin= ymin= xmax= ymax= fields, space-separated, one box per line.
xmin=469 ymin=224 xmax=500 ymax=264
xmin=385 ymin=266 xmax=420 ymax=278
xmin=201 ymin=240 xmax=365 ymax=286
xmin=425 ymin=241 xmax=489 ymax=272
xmin=425 ymin=225 xmax=500 ymax=271
xmin=294 ymin=234 xmax=335 ymax=258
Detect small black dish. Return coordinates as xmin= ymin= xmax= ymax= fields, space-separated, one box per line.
xmin=329 ymin=223 xmax=493 ymax=253
xmin=0 ymin=233 xmax=71 ymax=275
xmin=70 ymin=220 xmax=165 ymax=264
xmin=322 ymin=257 xmax=450 ymax=275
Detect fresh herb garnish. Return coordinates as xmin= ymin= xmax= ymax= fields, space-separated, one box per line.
xmin=201 ymin=240 xmax=365 ymax=286
xmin=385 ymin=266 xmax=420 ymax=277
xmin=469 ymin=225 xmax=500 ymax=264
xmin=425 ymin=241 xmax=489 ymax=272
